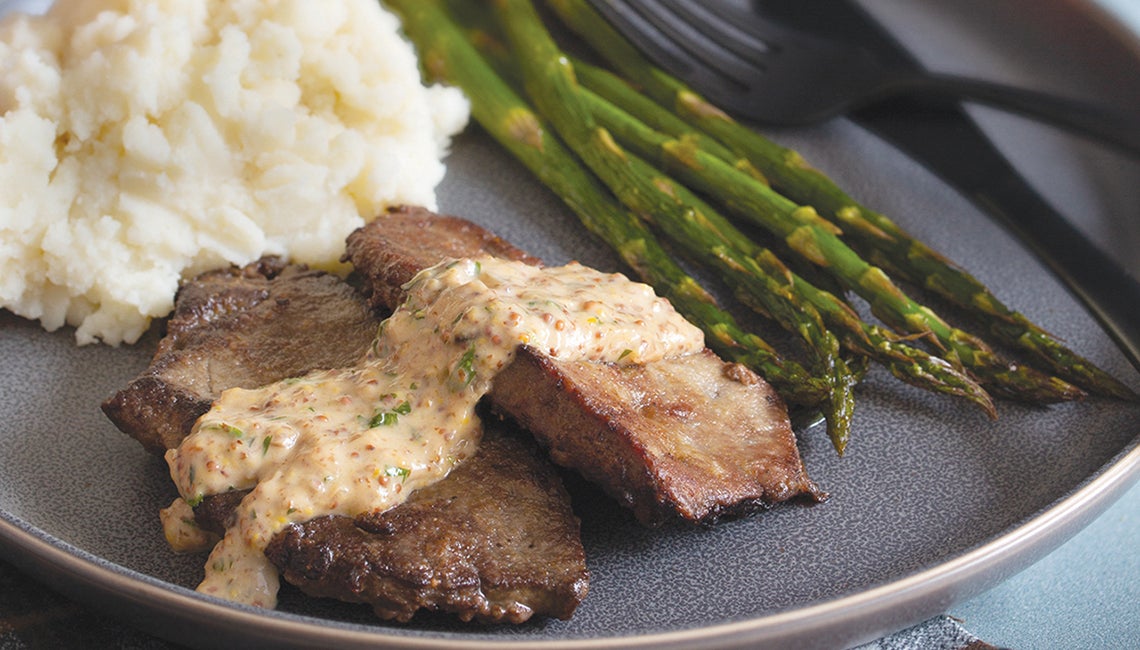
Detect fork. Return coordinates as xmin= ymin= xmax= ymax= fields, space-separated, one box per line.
xmin=584 ymin=0 xmax=1140 ymax=156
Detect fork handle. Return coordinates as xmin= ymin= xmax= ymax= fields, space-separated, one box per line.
xmin=893 ymin=73 xmax=1140 ymax=157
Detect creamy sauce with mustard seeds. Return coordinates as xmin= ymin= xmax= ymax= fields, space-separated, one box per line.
xmin=165 ymin=257 xmax=704 ymax=607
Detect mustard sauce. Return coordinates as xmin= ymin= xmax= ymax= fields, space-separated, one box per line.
xmin=164 ymin=257 xmax=704 ymax=607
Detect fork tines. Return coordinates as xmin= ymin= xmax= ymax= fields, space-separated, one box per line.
xmin=588 ymin=0 xmax=774 ymax=89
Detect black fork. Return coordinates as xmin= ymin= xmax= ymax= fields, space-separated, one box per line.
xmin=581 ymin=0 xmax=1140 ymax=368
xmin=585 ymin=0 xmax=1140 ymax=156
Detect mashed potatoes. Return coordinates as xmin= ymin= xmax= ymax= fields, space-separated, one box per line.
xmin=0 ymin=0 xmax=469 ymax=345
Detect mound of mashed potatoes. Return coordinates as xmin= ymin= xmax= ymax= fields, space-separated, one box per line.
xmin=0 ymin=0 xmax=469 ymax=345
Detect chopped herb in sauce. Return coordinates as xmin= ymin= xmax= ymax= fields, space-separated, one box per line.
xmin=384 ymin=465 xmax=412 ymax=482
xmin=204 ymin=422 xmax=243 ymax=438
xmin=369 ymin=411 xmax=398 ymax=427
xmin=450 ymin=343 xmax=478 ymax=390
xmin=368 ymin=401 xmax=411 ymax=428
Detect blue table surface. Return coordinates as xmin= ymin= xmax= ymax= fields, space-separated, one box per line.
xmin=1101 ymin=0 xmax=1140 ymax=32
xmin=0 ymin=2 xmax=1137 ymax=649
xmin=951 ymin=4 xmax=1140 ymax=646
xmin=951 ymin=479 xmax=1140 ymax=648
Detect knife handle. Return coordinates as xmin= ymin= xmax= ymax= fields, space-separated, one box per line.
xmin=895 ymin=73 xmax=1140 ymax=158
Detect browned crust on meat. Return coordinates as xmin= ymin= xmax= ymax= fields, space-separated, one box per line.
xmin=102 ymin=259 xmax=379 ymax=454
xmin=491 ymin=348 xmax=820 ymax=525
xmin=344 ymin=205 xmax=541 ymax=312
xmin=264 ymin=426 xmax=589 ymax=623
xmin=193 ymin=489 xmax=247 ymax=536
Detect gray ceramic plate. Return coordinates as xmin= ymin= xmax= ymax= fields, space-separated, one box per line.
xmin=2 ymin=1 xmax=1139 ymax=648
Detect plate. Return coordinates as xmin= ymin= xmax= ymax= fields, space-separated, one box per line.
xmin=2 ymin=1 xmax=1140 ymax=648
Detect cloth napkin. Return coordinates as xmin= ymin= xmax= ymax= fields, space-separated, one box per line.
xmin=855 ymin=616 xmax=1001 ymax=650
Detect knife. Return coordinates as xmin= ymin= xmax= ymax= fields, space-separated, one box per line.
xmin=751 ymin=0 xmax=1140 ymax=372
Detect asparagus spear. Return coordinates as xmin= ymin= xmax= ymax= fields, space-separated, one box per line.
xmin=436 ymin=0 xmax=996 ymax=432
xmin=545 ymin=0 xmax=1132 ymax=401
xmin=394 ymin=0 xmax=1003 ymax=450
xmin=569 ymin=87 xmax=996 ymax=416
xmin=752 ymin=249 xmax=995 ymax=417
xmin=570 ymin=59 xmax=770 ymax=184
xmin=433 ymin=0 xmax=886 ymax=440
xmin=826 ymin=202 xmax=1138 ymax=401
xmin=575 ymin=64 xmax=1082 ymax=404
xmin=383 ymin=0 xmax=831 ymax=413
xmin=577 ymin=53 xmax=1131 ymax=402
xmin=482 ymin=0 xmax=868 ymax=450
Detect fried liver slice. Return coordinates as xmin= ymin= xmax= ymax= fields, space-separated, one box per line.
xmin=344 ymin=205 xmax=541 ymax=313
xmin=102 ymin=258 xmax=378 ymax=455
xmin=345 ymin=206 xmax=823 ymax=525
xmin=492 ymin=347 xmax=816 ymax=523
xmin=264 ymin=426 xmax=589 ymax=623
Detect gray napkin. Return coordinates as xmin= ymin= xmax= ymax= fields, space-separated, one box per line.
xmin=856 ymin=615 xmax=1001 ymax=650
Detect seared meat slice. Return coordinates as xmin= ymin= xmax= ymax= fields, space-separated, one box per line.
xmin=103 ymin=253 xmax=590 ymax=624
xmin=191 ymin=489 xmax=246 ymax=536
xmin=102 ymin=258 xmax=378 ymax=455
xmin=265 ymin=425 xmax=589 ymax=623
xmin=493 ymin=347 xmax=814 ymax=523
xmin=344 ymin=204 xmax=541 ymax=312
xmin=345 ymin=206 xmax=823 ymax=525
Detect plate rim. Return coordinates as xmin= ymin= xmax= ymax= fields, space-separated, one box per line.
xmin=2 ymin=0 xmax=1139 ymax=647
xmin=3 ymin=440 xmax=1139 ymax=649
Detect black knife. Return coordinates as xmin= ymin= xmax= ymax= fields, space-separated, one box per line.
xmin=752 ymin=0 xmax=1140 ymax=371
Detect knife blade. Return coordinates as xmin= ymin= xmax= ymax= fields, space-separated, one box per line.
xmin=754 ymin=0 xmax=1140 ymax=370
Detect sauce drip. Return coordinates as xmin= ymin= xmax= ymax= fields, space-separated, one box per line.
xmin=164 ymin=257 xmax=704 ymax=606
